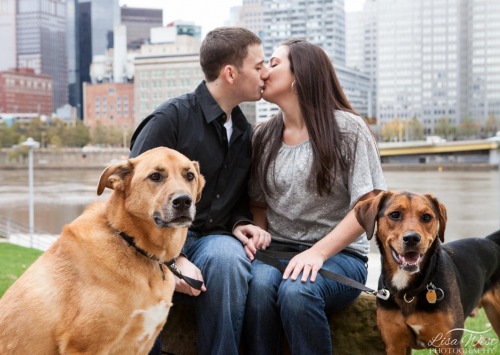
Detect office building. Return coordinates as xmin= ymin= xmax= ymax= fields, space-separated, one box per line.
xmin=16 ymin=0 xmax=68 ymax=111
xmin=121 ymin=6 xmax=163 ymax=50
xmin=83 ymin=81 xmax=134 ymax=130
xmin=133 ymin=34 xmax=203 ymax=126
xmin=0 ymin=68 xmax=53 ymax=115
xmin=0 ymin=0 xmax=16 ymax=71
xmin=78 ymin=0 xmax=121 ymax=110
xmin=67 ymin=0 xmax=81 ymax=117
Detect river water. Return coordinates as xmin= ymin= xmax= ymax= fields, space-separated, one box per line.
xmin=0 ymin=168 xmax=499 ymax=244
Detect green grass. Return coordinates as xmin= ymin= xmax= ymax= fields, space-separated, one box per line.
xmin=413 ymin=308 xmax=499 ymax=354
xmin=0 ymin=243 xmax=43 ymax=297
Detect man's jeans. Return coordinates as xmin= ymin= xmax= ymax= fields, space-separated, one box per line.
xmin=242 ymin=247 xmax=367 ymax=355
xmin=150 ymin=231 xmax=251 ymax=355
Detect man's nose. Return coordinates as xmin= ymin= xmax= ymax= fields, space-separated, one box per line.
xmin=261 ymin=65 xmax=270 ymax=80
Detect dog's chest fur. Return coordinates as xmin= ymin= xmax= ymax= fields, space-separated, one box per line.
xmin=129 ymin=300 xmax=170 ymax=351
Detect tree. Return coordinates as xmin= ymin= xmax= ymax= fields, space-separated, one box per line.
xmin=380 ymin=118 xmax=402 ymax=142
xmin=406 ymin=116 xmax=424 ymax=141
xmin=434 ymin=116 xmax=456 ymax=140
xmin=484 ymin=113 xmax=498 ymax=136
xmin=91 ymin=122 xmax=108 ymax=146
xmin=0 ymin=122 xmax=21 ymax=148
xmin=62 ymin=120 xmax=91 ymax=147
xmin=457 ymin=116 xmax=480 ymax=140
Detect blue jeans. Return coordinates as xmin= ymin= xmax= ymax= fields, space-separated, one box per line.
xmin=242 ymin=247 xmax=367 ymax=355
xmin=154 ymin=231 xmax=251 ymax=355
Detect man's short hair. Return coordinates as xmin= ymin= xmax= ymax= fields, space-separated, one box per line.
xmin=200 ymin=27 xmax=262 ymax=82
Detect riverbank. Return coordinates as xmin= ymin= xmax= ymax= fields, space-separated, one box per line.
xmin=0 ymin=147 xmax=498 ymax=171
xmin=0 ymin=162 xmax=498 ymax=171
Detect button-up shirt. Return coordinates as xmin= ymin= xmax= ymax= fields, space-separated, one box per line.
xmin=130 ymin=81 xmax=253 ymax=235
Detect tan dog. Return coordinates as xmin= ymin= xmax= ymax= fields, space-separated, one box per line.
xmin=0 ymin=147 xmax=205 ymax=354
xmin=354 ymin=191 xmax=500 ymax=354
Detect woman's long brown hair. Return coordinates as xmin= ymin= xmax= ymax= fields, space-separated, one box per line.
xmin=252 ymin=39 xmax=360 ymax=197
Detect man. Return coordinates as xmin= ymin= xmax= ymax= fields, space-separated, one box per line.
xmin=130 ymin=27 xmax=271 ymax=354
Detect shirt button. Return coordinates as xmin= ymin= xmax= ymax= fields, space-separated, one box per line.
xmin=209 ymin=218 xmax=213 ymax=223
xmin=216 ymin=194 xmax=220 ymax=199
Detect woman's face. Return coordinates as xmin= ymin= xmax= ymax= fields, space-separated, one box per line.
xmin=262 ymin=45 xmax=295 ymax=105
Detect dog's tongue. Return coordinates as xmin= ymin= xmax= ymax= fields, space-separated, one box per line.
xmin=401 ymin=251 xmax=420 ymax=265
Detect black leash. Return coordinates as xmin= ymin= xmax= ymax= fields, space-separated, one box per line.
xmin=118 ymin=231 xmax=203 ymax=291
xmin=255 ymin=249 xmax=390 ymax=300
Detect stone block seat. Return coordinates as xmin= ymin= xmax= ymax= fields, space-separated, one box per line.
xmin=161 ymin=293 xmax=384 ymax=354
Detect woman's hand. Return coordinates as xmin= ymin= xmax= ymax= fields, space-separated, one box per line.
xmin=283 ymin=248 xmax=326 ymax=282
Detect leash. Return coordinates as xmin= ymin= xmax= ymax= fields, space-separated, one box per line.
xmin=255 ymin=249 xmax=390 ymax=300
xmin=118 ymin=231 xmax=203 ymax=291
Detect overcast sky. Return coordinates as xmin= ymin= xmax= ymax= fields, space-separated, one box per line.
xmin=119 ymin=0 xmax=365 ymax=37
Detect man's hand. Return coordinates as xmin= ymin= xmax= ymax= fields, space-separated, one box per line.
xmin=174 ymin=256 xmax=206 ymax=296
xmin=233 ymin=224 xmax=271 ymax=260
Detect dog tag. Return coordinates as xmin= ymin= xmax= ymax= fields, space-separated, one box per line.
xmin=426 ymin=289 xmax=437 ymax=304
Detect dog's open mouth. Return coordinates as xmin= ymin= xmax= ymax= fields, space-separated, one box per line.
xmin=391 ymin=248 xmax=422 ymax=272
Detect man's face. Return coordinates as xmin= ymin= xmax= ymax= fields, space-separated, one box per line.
xmin=232 ymin=44 xmax=269 ymax=102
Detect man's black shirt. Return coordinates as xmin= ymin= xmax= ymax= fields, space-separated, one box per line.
xmin=130 ymin=81 xmax=253 ymax=235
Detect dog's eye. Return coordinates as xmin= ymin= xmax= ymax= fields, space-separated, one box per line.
xmin=388 ymin=211 xmax=401 ymax=220
xmin=421 ymin=213 xmax=433 ymax=222
xmin=149 ymin=172 xmax=162 ymax=181
xmin=186 ymin=172 xmax=195 ymax=181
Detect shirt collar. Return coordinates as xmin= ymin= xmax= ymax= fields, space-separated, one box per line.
xmin=195 ymin=81 xmax=247 ymax=128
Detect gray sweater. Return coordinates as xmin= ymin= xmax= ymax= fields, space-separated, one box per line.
xmin=250 ymin=111 xmax=387 ymax=256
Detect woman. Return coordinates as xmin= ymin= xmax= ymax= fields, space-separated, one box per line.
xmin=242 ymin=40 xmax=386 ymax=354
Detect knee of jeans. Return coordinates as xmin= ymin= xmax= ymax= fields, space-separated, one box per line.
xmin=277 ymin=280 xmax=317 ymax=316
xmin=200 ymin=240 xmax=251 ymax=280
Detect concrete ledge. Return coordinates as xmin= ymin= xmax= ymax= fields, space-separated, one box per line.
xmin=161 ymin=293 xmax=384 ymax=354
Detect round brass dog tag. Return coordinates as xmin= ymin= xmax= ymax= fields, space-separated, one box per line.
xmin=426 ymin=290 xmax=437 ymax=304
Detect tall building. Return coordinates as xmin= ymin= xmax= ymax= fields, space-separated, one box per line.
xmin=0 ymin=68 xmax=53 ymax=115
xmin=67 ymin=0 xmax=81 ymax=117
xmin=120 ymin=6 xmax=163 ymax=50
xmin=133 ymin=34 xmax=204 ymax=126
xmin=468 ymin=0 xmax=500 ymax=123
xmin=374 ymin=0 xmax=500 ymax=135
xmin=78 ymin=0 xmax=120 ymax=120
xmin=16 ymin=0 xmax=68 ymax=111
xmin=0 ymin=0 xmax=16 ymax=71
xmin=235 ymin=0 xmax=370 ymax=122
xmin=262 ymin=0 xmax=346 ymax=66
xmin=346 ymin=0 xmax=378 ymax=119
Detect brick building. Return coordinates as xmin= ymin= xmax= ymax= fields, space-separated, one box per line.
xmin=83 ymin=82 xmax=134 ymax=130
xmin=0 ymin=68 xmax=53 ymax=115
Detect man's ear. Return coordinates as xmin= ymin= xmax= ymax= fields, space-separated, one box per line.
xmin=354 ymin=191 xmax=391 ymax=240
xmin=97 ymin=160 xmax=132 ymax=196
xmin=223 ymin=65 xmax=237 ymax=82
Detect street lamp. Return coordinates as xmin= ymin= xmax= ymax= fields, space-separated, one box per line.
xmin=21 ymin=137 xmax=40 ymax=247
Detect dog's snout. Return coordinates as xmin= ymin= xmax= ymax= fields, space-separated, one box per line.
xmin=172 ymin=194 xmax=192 ymax=210
xmin=403 ymin=233 xmax=421 ymax=246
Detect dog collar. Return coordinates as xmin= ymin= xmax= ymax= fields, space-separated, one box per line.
xmin=117 ymin=230 xmax=203 ymax=291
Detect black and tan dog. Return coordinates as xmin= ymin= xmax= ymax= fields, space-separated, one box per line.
xmin=354 ymin=191 xmax=500 ymax=354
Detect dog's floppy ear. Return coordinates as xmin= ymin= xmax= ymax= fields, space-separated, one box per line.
xmin=192 ymin=161 xmax=205 ymax=203
xmin=354 ymin=191 xmax=391 ymax=240
xmin=97 ymin=160 xmax=133 ymax=196
xmin=425 ymin=194 xmax=447 ymax=242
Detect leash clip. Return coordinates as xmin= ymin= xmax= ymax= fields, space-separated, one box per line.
xmin=376 ymin=288 xmax=390 ymax=300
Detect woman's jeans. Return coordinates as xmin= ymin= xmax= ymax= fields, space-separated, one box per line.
xmin=242 ymin=244 xmax=367 ymax=355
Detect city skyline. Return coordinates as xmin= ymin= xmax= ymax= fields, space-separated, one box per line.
xmin=119 ymin=0 xmax=366 ymax=37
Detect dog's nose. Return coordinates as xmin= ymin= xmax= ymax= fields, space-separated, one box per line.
xmin=172 ymin=194 xmax=192 ymax=210
xmin=403 ymin=233 xmax=421 ymax=246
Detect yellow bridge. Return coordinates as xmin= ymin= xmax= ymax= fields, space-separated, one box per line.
xmin=378 ymin=139 xmax=500 ymax=164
